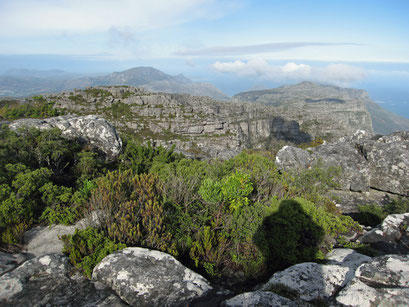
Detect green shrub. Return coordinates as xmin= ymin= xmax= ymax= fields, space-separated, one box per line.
xmin=61 ymin=227 xmax=126 ymax=278
xmin=355 ymin=204 xmax=386 ymax=226
xmin=254 ymin=198 xmax=359 ymax=271
xmin=88 ymin=170 xmax=177 ymax=255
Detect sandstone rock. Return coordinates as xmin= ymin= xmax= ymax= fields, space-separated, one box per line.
xmin=360 ymin=213 xmax=409 ymax=254
xmin=275 ymin=146 xmax=314 ymax=169
xmin=22 ymin=215 xmax=96 ymax=258
xmin=326 ymin=248 xmax=372 ymax=282
xmin=275 ymin=130 xmax=409 ymax=211
xmin=92 ymin=247 xmax=212 ymax=307
xmin=336 ymin=278 xmax=409 ymax=307
xmin=0 ymin=252 xmax=27 ymax=277
xmin=9 ymin=115 xmax=122 ymax=158
xmin=357 ymin=254 xmax=409 ymax=287
xmin=365 ymin=131 xmax=409 ymax=195
xmin=336 ymin=254 xmax=409 ymax=307
xmin=222 ymin=291 xmax=298 ymax=307
xmin=262 ymin=262 xmax=349 ymax=301
xmin=0 ymin=254 xmax=125 ymax=306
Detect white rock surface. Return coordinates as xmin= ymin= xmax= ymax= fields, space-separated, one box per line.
xmin=262 ymin=262 xmax=349 ymax=301
xmin=93 ymin=247 xmax=212 ymax=307
xmin=222 ymin=290 xmax=298 ymax=307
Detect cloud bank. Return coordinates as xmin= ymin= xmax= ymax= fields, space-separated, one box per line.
xmin=0 ymin=0 xmax=230 ymax=37
xmin=212 ymin=59 xmax=367 ymax=86
xmin=175 ymin=42 xmax=359 ymax=56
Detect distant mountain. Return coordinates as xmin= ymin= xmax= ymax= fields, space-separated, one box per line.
xmin=233 ymin=82 xmax=409 ymax=135
xmin=0 ymin=67 xmax=229 ymax=101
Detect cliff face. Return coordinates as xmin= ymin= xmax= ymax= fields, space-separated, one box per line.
xmin=233 ymin=82 xmax=374 ymax=140
xmin=42 ymin=86 xmax=310 ymax=158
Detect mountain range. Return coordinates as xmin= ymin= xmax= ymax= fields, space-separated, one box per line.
xmin=0 ymin=67 xmax=229 ymax=101
xmin=0 ymin=67 xmax=408 ymax=134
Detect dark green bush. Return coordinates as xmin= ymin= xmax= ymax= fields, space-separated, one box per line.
xmin=61 ymin=227 xmax=126 ymax=278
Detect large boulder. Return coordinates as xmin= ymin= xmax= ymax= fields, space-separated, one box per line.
xmin=275 ymin=131 xmax=409 ymax=211
xmin=336 ymin=254 xmax=409 ymax=307
xmin=360 ymin=213 xmax=409 ymax=254
xmin=222 ymin=291 xmax=298 ymax=307
xmin=0 ymin=253 xmax=125 ymax=306
xmin=92 ymin=247 xmax=212 ymax=307
xmin=261 ymin=262 xmax=350 ymax=302
xmin=9 ymin=115 xmax=122 ymax=158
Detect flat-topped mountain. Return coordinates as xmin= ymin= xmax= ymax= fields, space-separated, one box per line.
xmin=0 ymin=67 xmax=229 ymax=101
xmin=2 ymin=84 xmax=378 ymax=159
xmin=233 ymin=82 xmax=409 ymax=135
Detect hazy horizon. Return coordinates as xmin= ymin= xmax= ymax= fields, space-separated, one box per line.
xmin=1 ymin=0 xmax=408 ymax=118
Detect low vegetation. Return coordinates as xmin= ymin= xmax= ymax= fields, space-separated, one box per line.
xmin=1 ymin=123 xmax=407 ymax=288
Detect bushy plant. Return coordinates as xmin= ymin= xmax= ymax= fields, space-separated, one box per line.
xmin=88 ymin=170 xmax=176 ymax=255
xmin=61 ymin=227 xmax=126 ymax=278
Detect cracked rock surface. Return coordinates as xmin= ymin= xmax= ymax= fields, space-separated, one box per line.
xmin=92 ymin=247 xmax=212 ymax=307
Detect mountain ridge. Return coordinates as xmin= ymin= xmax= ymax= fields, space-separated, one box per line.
xmin=0 ymin=67 xmax=230 ymax=101
xmin=233 ymin=82 xmax=409 ymax=134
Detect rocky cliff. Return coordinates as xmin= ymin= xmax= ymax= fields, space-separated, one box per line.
xmin=233 ymin=82 xmax=378 ymax=137
xmin=16 ymin=84 xmax=378 ymax=159
xmin=276 ymin=130 xmax=409 ymax=212
xmin=32 ymin=86 xmax=311 ymax=159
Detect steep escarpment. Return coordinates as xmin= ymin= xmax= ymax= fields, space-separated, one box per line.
xmin=234 ymin=82 xmax=375 ymax=138
xmin=33 ymin=86 xmax=311 ymax=158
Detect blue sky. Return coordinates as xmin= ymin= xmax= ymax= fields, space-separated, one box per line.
xmin=0 ymin=0 xmax=408 ymax=117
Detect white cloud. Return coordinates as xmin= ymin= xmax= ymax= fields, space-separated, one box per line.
xmin=175 ymin=42 xmax=359 ymax=56
xmin=212 ymin=60 xmax=367 ymax=86
xmin=0 ymin=0 xmax=226 ymax=37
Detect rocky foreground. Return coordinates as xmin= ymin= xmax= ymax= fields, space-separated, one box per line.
xmin=1 ymin=211 xmax=408 ymax=306
xmin=1 ymin=114 xmax=408 ymax=306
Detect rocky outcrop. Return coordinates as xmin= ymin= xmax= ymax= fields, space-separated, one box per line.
xmin=262 ymin=262 xmax=351 ymax=301
xmin=9 ymin=115 xmax=122 ymax=158
xmin=0 ymin=254 xmax=125 ymax=306
xmin=33 ymin=86 xmax=311 ymax=159
xmin=360 ymin=213 xmax=409 ymax=254
xmin=222 ymin=291 xmax=298 ymax=307
xmin=276 ymin=130 xmax=409 ymax=212
xmin=336 ymin=254 xmax=409 ymax=307
xmin=234 ymin=82 xmax=374 ymax=140
xmin=92 ymin=247 xmax=212 ymax=306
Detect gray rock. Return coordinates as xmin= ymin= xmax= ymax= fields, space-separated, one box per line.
xmin=326 ymin=248 xmax=372 ymax=283
xmin=365 ymin=131 xmax=409 ymax=195
xmin=336 ymin=278 xmax=409 ymax=307
xmin=275 ymin=130 xmax=409 ymax=212
xmin=262 ymin=262 xmax=350 ymax=301
xmin=357 ymin=254 xmax=409 ymax=287
xmin=336 ymin=254 xmax=409 ymax=307
xmin=0 ymin=253 xmax=125 ymax=306
xmin=0 ymin=252 xmax=27 ymax=277
xmin=9 ymin=115 xmax=122 ymax=158
xmin=92 ymin=247 xmax=212 ymax=307
xmin=275 ymin=146 xmax=314 ymax=169
xmin=360 ymin=213 xmax=409 ymax=254
xmin=222 ymin=291 xmax=298 ymax=307
xmin=22 ymin=216 xmax=94 ymax=258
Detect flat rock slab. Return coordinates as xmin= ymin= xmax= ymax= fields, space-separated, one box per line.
xmin=336 ymin=278 xmax=409 ymax=307
xmin=262 ymin=262 xmax=349 ymax=301
xmin=357 ymin=254 xmax=409 ymax=287
xmin=0 ymin=253 xmax=125 ymax=306
xmin=222 ymin=290 xmax=298 ymax=307
xmin=92 ymin=247 xmax=212 ymax=307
